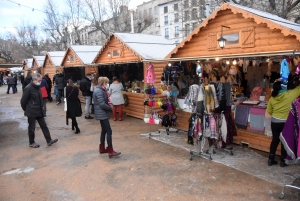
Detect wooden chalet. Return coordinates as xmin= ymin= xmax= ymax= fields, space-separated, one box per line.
xmin=23 ymin=58 xmax=33 ymax=77
xmin=60 ymin=45 xmax=102 ymax=82
xmin=92 ymin=32 xmax=176 ymax=119
xmin=42 ymin=51 xmax=65 ymax=81
xmin=163 ymin=2 xmax=300 ymax=154
xmin=33 ymin=56 xmax=46 ymax=75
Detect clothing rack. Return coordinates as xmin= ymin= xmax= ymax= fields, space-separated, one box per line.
xmin=279 ymin=184 xmax=300 ymax=199
xmin=189 ymin=80 xmax=234 ymax=161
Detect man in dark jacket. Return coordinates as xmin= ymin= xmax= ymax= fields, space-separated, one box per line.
xmin=55 ymin=73 xmax=65 ymax=105
xmin=80 ymin=74 xmax=93 ymax=119
xmin=6 ymin=74 xmax=15 ymax=94
xmin=23 ymin=73 xmax=32 ymax=91
xmin=44 ymin=73 xmax=53 ymax=102
xmin=20 ymin=73 xmax=58 ymax=148
xmin=20 ymin=73 xmax=25 ymax=88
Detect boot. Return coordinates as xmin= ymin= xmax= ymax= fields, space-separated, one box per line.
xmin=280 ymin=161 xmax=288 ymax=167
xmin=71 ymin=122 xmax=75 ymax=130
xmin=112 ymin=105 xmax=117 ymax=121
xmin=75 ymin=125 xmax=80 ymax=134
xmin=107 ymin=146 xmax=121 ymax=158
xmin=99 ymin=144 xmax=108 ymax=154
xmin=268 ymin=154 xmax=278 ymax=166
xmin=118 ymin=105 xmax=123 ymax=121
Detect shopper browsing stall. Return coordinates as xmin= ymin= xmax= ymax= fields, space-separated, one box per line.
xmin=266 ymin=80 xmax=300 ymax=167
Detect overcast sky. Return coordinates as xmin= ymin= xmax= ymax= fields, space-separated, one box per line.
xmin=0 ymin=0 xmax=150 ymax=36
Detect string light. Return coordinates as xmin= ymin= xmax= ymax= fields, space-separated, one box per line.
xmin=232 ymin=60 xmax=237 ymax=65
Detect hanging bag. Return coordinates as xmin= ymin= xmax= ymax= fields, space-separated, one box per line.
xmin=64 ymin=87 xmax=67 ymax=112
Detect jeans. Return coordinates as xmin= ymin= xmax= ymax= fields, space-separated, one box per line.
xmin=43 ymin=99 xmax=47 ymax=116
xmin=270 ymin=122 xmax=287 ymax=161
xmin=57 ymin=89 xmax=63 ymax=103
xmin=28 ymin=116 xmax=52 ymax=144
xmin=100 ymin=119 xmax=112 ymax=147
xmin=54 ymin=86 xmax=58 ymax=101
xmin=83 ymin=96 xmax=91 ymax=117
xmin=7 ymin=84 xmax=16 ymax=94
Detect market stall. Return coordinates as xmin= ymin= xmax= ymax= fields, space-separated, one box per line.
xmin=156 ymin=2 xmax=300 ymax=154
xmin=60 ymin=45 xmax=102 ymax=102
xmin=23 ymin=58 xmax=33 ymax=77
xmin=92 ymin=32 xmax=175 ymax=119
xmin=33 ymin=56 xmax=45 ymax=75
xmin=42 ymin=51 xmax=65 ymax=93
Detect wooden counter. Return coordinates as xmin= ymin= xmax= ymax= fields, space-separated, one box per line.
xmin=122 ymin=92 xmax=145 ymax=119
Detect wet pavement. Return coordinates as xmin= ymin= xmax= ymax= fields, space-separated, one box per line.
xmin=0 ymin=84 xmax=299 ymax=201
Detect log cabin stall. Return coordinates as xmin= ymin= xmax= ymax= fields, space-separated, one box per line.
xmin=60 ymin=45 xmax=102 ymax=102
xmin=153 ymin=2 xmax=300 ymax=154
xmin=23 ymin=58 xmax=33 ymax=77
xmin=92 ymin=32 xmax=176 ymax=119
xmin=32 ymin=56 xmax=46 ymax=75
xmin=42 ymin=51 xmax=65 ymax=93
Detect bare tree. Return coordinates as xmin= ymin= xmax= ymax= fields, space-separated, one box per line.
xmin=65 ymin=0 xmax=85 ymax=45
xmin=213 ymin=0 xmax=300 ymax=23
xmin=43 ymin=0 xmax=70 ymax=50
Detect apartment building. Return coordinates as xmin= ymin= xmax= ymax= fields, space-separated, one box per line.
xmin=158 ymin=0 xmax=208 ymax=42
xmin=136 ymin=0 xmax=170 ymax=35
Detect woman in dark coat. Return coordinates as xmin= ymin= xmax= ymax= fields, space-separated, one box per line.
xmin=65 ymin=79 xmax=82 ymax=134
xmin=93 ymin=77 xmax=121 ymax=158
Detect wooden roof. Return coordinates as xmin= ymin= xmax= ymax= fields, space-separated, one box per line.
xmin=166 ymin=2 xmax=300 ymax=59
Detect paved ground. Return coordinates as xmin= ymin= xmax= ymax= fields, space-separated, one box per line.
xmin=0 ymin=84 xmax=299 ymax=201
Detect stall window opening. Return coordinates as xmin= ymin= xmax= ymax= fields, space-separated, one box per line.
xmin=112 ymin=50 xmax=120 ymax=57
xmin=222 ymin=33 xmax=239 ymax=46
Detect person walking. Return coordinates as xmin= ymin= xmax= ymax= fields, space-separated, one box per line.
xmin=80 ymin=73 xmax=93 ymax=119
xmin=6 ymin=74 xmax=15 ymax=94
xmin=109 ymin=76 xmax=125 ymax=121
xmin=23 ymin=72 xmax=32 ymax=91
xmin=20 ymin=73 xmax=58 ymax=148
xmin=266 ymin=80 xmax=300 ymax=167
xmin=13 ymin=74 xmax=18 ymax=93
xmin=20 ymin=73 xmax=24 ymax=88
xmin=93 ymin=77 xmax=121 ymax=158
xmin=0 ymin=73 xmax=3 ymax=87
xmin=44 ymin=73 xmax=53 ymax=102
xmin=65 ymin=79 xmax=82 ymax=134
xmin=90 ymin=74 xmax=99 ymax=115
xmin=55 ymin=73 xmax=65 ymax=105
xmin=40 ymin=77 xmax=49 ymax=117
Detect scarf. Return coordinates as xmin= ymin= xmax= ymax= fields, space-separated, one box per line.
xmin=102 ymin=86 xmax=112 ymax=106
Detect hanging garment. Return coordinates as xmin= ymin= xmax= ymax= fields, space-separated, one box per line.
xmin=235 ymin=104 xmax=252 ymax=129
xmin=187 ymin=113 xmax=197 ymax=145
xmin=204 ymin=85 xmax=215 ymax=114
xmin=203 ymin=114 xmax=212 ymax=138
xmin=224 ymin=82 xmax=231 ymax=107
xmin=216 ymin=82 xmax=226 ymax=111
xmin=224 ymin=106 xmax=237 ymax=144
xmin=146 ymin=63 xmax=156 ymax=84
xmin=210 ymin=84 xmax=219 ymax=108
xmin=280 ymin=99 xmax=300 ymax=164
xmin=280 ymin=58 xmax=290 ymax=86
xmin=249 ymin=107 xmax=265 ymax=134
xmin=185 ymin=84 xmax=200 ymax=113
xmin=220 ymin=113 xmax=228 ymax=142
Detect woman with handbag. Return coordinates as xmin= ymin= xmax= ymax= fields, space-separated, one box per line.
xmin=93 ymin=77 xmax=121 ymax=158
xmin=40 ymin=78 xmax=49 ymax=117
xmin=65 ymin=79 xmax=82 ymax=134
